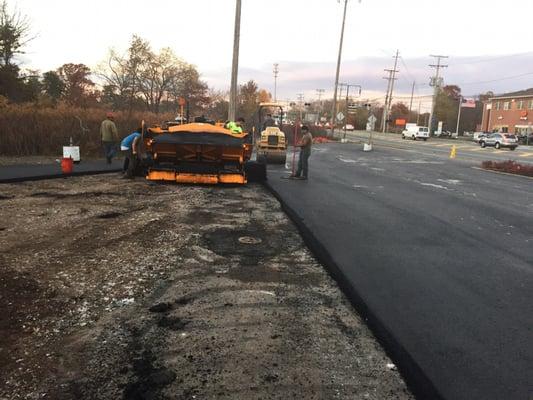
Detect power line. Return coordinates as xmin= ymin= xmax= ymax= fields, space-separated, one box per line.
xmin=456 ymin=71 xmax=533 ymax=86
xmin=448 ymin=51 xmax=533 ymax=66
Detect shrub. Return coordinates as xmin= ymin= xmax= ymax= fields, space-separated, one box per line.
xmin=0 ymin=104 xmax=174 ymax=157
xmin=481 ymin=160 xmax=533 ymax=177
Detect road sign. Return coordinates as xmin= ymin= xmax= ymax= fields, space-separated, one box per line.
xmin=395 ymin=118 xmax=406 ymax=126
xmin=178 ymin=97 xmax=186 ymax=106
xmin=336 ymin=112 xmax=345 ymax=122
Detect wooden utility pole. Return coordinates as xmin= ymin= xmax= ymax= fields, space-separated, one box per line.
xmin=228 ymin=0 xmax=242 ymax=121
xmin=330 ymin=0 xmax=349 ymax=137
xmin=381 ymin=50 xmax=400 ymax=133
xmin=408 ymin=80 xmax=415 ymax=120
xmin=428 ymin=54 xmax=448 ymax=133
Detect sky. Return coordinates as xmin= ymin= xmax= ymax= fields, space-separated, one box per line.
xmin=14 ymin=0 xmax=533 ymax=110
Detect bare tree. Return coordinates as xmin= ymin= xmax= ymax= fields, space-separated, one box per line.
xmin=139 ymin=47 xmax=181 ymax=114
xmin=97 ymin=35 xmax=151 ymax=113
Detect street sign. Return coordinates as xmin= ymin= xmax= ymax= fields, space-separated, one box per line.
xmin=336 ymin=112 xmax=345 ymax=121
xmin=178 ymin=97 xmax=186 ymax=106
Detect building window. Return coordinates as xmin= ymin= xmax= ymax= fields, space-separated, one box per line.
xmin=517 ymin=100 xmax=524 ymax=110
xmin=503 ymin=101 xmax=511 ymax=110
xmin=529 ymin=100 xmax=533 ymax=110
xmin=495 ymin=101 xmax=501 ymax=110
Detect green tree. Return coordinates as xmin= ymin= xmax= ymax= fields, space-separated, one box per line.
xmin=205 ymin=89 xmax=229 ymax=121
xmin=0 ymin=1 xmax=32 ymax=67
xmin=0 ymin=1 xmax=32 ymax=101
xmin=42 ymin=70 xmax=64 ymax=100
xmin=237 ymin=80 xmax=259 ymax=122
xmin=58 ymin=63 xmax=95 ymax=106
xmin=435 ymin=85 xmax=462 ymax=131
xmin=166 ymin=63 xmax=209 ymax=116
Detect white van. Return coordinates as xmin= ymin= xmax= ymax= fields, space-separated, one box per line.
xmin=402 ymin=125 xmax=429 ymax=141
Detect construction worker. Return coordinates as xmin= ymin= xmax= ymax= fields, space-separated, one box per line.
xmin=225 ymin=117 xmax=245 ymax=134
xmin=291 ymin=125 xmax=313 ymax=180
xmin=120 ymin=128 xmax=142 ymax=178
xmin=262 ymin=113 xmax=276 ymax=130
xmin=100 ymin=112 xmax=119 ymax=164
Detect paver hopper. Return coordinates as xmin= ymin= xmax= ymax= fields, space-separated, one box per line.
xmin=143 ymin=122 xmax=261 ymax=184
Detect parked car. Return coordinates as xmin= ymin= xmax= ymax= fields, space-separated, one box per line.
xmin=343 ymin=124 xmax=354 ymax=131
xmin=479 ymin=133 xmax=518 ymax=150
xmin=517 ymin=133 xmax=533 ymax=145
xmin=473 ymin=132 xmax=489 ymax=143
xmin=402 ymin=125 xmax=429 ymax=141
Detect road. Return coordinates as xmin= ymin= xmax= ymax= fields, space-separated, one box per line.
xmin=267 ymin=140 xmax=532 ymax=400
xmin=344 ymin=130 xmax=533 ymax=165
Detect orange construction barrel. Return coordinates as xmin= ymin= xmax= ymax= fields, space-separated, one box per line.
xmin=61 ymin=157 xmax=73 ymax=174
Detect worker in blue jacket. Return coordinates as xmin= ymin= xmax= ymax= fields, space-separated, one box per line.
xmin=120 ymin=128 xmax=142 ymax=178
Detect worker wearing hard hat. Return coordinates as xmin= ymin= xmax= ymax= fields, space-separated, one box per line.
xmin=100 ymin=112 xmax=119 ymax=164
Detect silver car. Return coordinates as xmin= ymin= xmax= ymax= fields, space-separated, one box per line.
xmin=480 ymin=133 xmax=518 ymax=150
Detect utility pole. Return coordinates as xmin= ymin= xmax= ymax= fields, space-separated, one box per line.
xmin=340 ymin=83 xmax=361 ymax=140
xmin=330 ymin=0 xmax=349 ymax=137
xmin=428 ymin=54 xmax=448 ymax=134
xmin=228 ymin=0 xmax=242 ymax=121
xmin=408 ymin=80 xmax=415 ymax=120
xmin=297 ymin=93 xmax=304 ymax=122
xmin=381 ymin=70 xmax=392 ymax=132
xmin=455 ymin=95 xmax=463 ymax=135
xmin=273 ymin=63 xmax=279 ymax=102
xmin=381 ymin=50 xmax=400 ymax=133
xmin=316 ymin=88 xmax=325 ymax=122
xmin=416 ymin=101 xmax=421 ymax=125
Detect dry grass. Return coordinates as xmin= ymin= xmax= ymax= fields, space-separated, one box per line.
xmin=0 ymin=104 xmax=174 ymax=157
xmin=481 ymin=160 xmax=533 ymax=177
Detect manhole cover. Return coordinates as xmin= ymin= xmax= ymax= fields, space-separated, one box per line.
xmin=238 ymin=236 xmax=262 ymax=245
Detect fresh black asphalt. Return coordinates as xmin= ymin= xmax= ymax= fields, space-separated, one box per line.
xmin=267 ymin=143 xmax=532 ymax=400
xmin=0 ymin=159 xmax=122 ymax=183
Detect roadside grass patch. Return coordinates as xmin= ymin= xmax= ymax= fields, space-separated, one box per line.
xmin=481 ymin=160 xmax=533 ymax=177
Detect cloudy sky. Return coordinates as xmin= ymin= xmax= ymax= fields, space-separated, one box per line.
xmin=16 ymin=0 xmax=533 ymax=108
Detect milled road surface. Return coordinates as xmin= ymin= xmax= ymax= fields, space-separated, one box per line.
xmin=269 ymin=142 xmax=532 ymax=400
xmin=0 ymin=175 xmax=412 ymax=399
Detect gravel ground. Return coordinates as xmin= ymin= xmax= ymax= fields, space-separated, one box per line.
xmin=0 ymin=175 xmax=413 ymax=399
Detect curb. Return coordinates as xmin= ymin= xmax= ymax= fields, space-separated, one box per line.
xmin=263 ymin=179 xmax=444 ymax=400
xmin=0 ymin=168 xmax=122 ymax=184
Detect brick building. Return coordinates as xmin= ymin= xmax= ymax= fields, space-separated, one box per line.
xmin=481 ymin=88 xmax=533 ymax=134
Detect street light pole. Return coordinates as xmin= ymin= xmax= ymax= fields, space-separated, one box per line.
xmin=329 ymin=0 xmax=349 ymax=138
xmin=228 ymin=0 xmax=242 ymax=121
xmin=273 ymin=63 xmax=279 ymax=102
